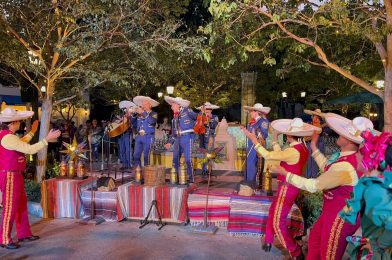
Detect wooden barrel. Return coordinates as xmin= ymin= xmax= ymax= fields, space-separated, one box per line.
xmin=144 ymin=165 xmax=166 ymax=186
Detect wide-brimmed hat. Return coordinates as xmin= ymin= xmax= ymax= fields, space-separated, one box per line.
xmin=133 ymin=96 xmax=159 ymax=107
xmin=325 ymin=113 xmax=378 ymax=144
xmin=271 ymin=118 xmax=321 ymax=137
xmin=304 ymin=108 xmax=324 ymax=118
xmin=0 ymin=107 xmax=34 ymax=123
xmin=196 ymin=102 xmax=220 ymax=110
xmin=243 ymin=103 xmax=271 ymax=114
xmin=119 ymin=100 xmax=137 ymax=109
xmin=164 ymin=96 xmax=191 ymax=108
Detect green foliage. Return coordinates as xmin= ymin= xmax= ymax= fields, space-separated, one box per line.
xmin=298 ymin=191 xmax=323 ymax=229
xmin=45 ymin=160 xmax=60 ymax=180
xmin=204 ymin=0 xmax=385 ymax=106
xmin=24 ymin=179 xmax=41 ymax=203
xmin=0 ymin=0 xmax=204 ymax=105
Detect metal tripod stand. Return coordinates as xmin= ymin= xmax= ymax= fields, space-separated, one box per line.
xmin=139 ymin=200 xmax=166 ymax=230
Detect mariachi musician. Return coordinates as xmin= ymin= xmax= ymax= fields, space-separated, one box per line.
xmin=117 ymin=100 xmax=137 ymax=169
xmin=243 ymin=103 xmax=270 ymax=183
xmin=164 ymin=96 xmax=198 ymax=183
xmin=131 ymin=96 xmax=159 ymax=167
xmin=195 ymin=102 xmax=220 ymax=175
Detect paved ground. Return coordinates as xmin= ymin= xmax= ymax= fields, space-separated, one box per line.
xmin=0 ymin=216 xmax=287 ymax=260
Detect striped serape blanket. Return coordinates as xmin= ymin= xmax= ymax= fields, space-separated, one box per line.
xmin=41 ymin=177 xmax=93 ymax=219
xmin=116 ymin=182 xmax=196 ymax=223
xmin=227 ymin=194 xmax=304 ymax=237
xmin=187 ymin=189 xmax=232 ymax=227
xmin=81 ymin=189 xmax=118 ymax=222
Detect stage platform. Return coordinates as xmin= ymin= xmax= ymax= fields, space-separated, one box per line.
xmin=44 ymin=165 xmax=303 ymax=238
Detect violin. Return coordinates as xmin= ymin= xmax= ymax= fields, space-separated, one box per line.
xmin=194 ymin=109 xmax=208 ymax=135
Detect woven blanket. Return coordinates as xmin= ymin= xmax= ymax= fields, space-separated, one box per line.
xmin=81 ymin=190 xmax=118 ymax=222
xmin=187 ymin=189 xmax=232 ymax=227
xmin=41 ymin=177 xmax=93 ymax=219
xmin=116 ymin=183 xmax=195 ymax=223
xmin=227 ymin=194 xmax=304 ymax=237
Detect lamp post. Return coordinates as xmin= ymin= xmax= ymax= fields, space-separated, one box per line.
xmin=375 ymin=80 xmax=384 ymax=89
xmin=166 ymin=86 xmax=174 ymax=95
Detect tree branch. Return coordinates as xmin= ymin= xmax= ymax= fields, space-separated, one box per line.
xmin=53 ymin=95 xmax=77 ymax=106
xmin=20 ymin=69 xmax=42 ymax=98
xmin=253 ymin=7 xmax=384 ymax=99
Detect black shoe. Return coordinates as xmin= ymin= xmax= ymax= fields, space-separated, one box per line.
xmin=1 ymin=242 xmax=20 ymax=249
xmin=19 ymin=235 xmax=40 ymax=242
xmin=262 ymin=243 xmax=272 ymax=252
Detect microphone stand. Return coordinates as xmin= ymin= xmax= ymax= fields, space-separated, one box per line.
xmin=80 ymin=134 xmax=104 ymax=225
xmin=101 ymin=131 xmax=105 ymax=171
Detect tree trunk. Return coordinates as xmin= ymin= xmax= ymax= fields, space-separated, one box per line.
xmin=384 ymin=69 xmax=392 ymax=131
xmin=36 ymin=95 xmax=53 ymax=182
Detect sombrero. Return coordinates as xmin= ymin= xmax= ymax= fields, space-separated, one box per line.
xmin=324 ymin=113 xmax=379 ymax=144
xmin=164 ymin=96 xmax=191 ymax=108
xmin=133 ymin=96 xmax=159 ymax=107
xmin=196 ymin=102 xmax=220 ymax=110
xmin=271 ymin=118 xmax=321 ymax=137
xmin=119 ymin=100 xmax=137 ymax=109
xmin=243 ymin=103 xmax=271 ymax=114
xmin=304 ymin=108 xmax=325 ymax=118
xmin=0 ymin=108 xmax=34 ymax=123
